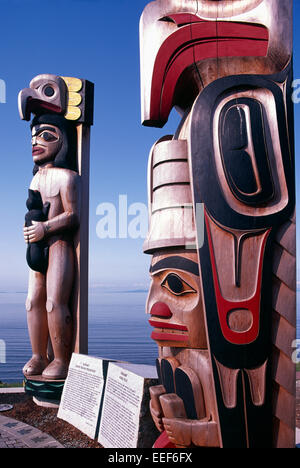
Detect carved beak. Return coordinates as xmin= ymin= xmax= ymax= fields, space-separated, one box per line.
xmin=18 ymin=88 xmax=38 ymax=121
xmin=139 ymin=0 xmax=295 ymax=129
xmin=18 ymin=87 xmax=65 ymax=121
xmin=18 ymin=74 xmax=68 ymax=121
xmin=140 ymin=10 xmax=269 ymax=128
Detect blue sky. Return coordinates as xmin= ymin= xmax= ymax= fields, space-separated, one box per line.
xmin=0 ymin=0 xmax=298 ymax=292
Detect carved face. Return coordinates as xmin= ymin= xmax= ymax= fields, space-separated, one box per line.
xmin=147 ymin=250 xmax=207 ymax=349
xmin=31 ymin=124 xmax=62 ymax=166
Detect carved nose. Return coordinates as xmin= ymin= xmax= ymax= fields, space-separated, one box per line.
xmin=150 ymin=302 xmax=172 ymax=318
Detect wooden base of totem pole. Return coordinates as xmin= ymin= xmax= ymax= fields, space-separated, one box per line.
xmin=24 ymin=375 xmax=65 ymax=408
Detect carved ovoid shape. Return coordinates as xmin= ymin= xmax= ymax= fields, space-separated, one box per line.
xmin=220 ymin=99 xmax=274 ymax=205
xmin=190 ymin=70 xmax=294 ymax=231
xmin=227 ymin=309 xmax=253 ymax=333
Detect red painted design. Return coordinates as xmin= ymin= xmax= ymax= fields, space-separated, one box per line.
xmin=150 ymin=302 xmax=172 ymax=318
xmin=205 ymin=211 xmax=271 ymax=345
xmin=28 ymin=98 xmax=63 ymax=115
xmin=151 ymin=331 xmax=189 ymax=343
xmin=150 ymin=20 xmax=269 ymax=124
xmin=153 ymin=431 xmax=176 ymax=449
xmin=149 ymin=319 xmax=188 ymax=331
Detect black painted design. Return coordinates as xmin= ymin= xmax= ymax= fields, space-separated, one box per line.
xmin=220 ymin=98 xmax=274 ymax=205
xmin=44 ymin=86 xmax=55 ymax=97
xmin=25 ymin=189 xmax=50 ymax=275
xmin=161 ymin=359 xmax=175 ymax=394
xmin=191 ymin=66 xmax=294 ymax=231
xmin=158 ymin=359 xmax=198 ymax=422
xmin=150 ymin=256 xmax=199 ymax=276
xmin=24 ymin=376 xmax=65 ymax=400
xmin=164 ymin=274 xmax=185 ymax=294
xmin=31 ymin=113 xmax=78 ymax=175
xmin=190 ymin=65 xmax=295 ymax=448
xmin=156 ymin=358 xmax=162 ymax=384
xmin=175 ymin=368 xmax=198 ymax=420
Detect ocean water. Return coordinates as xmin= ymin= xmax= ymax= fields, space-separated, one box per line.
xmin=0 ymin=290 xmax=157 ymax=383
xmin=0 ymin=290 xmax=299 ymax=383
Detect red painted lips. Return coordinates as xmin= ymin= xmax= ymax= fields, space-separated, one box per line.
xmin=32 ymin=147 xmax=45 ymax=156
xmin=149 ymin=302 xmax=188 ymax=343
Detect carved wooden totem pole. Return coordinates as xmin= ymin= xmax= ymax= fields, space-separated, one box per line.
xmin=19 ymin=75 xmax=94 ymax=395
xmin=140 ymin=0 xmax=295 ymax=448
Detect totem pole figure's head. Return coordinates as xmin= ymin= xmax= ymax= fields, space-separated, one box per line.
xmin=140 ymin=0 xmax=292 ymax=127
xmin=19 ymin=73 xmax=94 ymax=173
xmin=18 ymin=73 xmax=94 ymax=124
xmin=147 ymin=249 xmax=207 ymax=349
xmin=31 ymin=114 xmax=77 ymax=172
xmin=144 ymin=138 xmax=207 ymax=350
xmin=31 ymin=123 xmax=62 ymax=167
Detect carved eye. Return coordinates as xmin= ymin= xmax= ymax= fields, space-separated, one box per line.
xmin=161 ymin=273 xmax=196 ymax=296
xmin=38 ymin=131 xmax=58 ymax=142
xmin=43 ymin=85 xmax=55 ymax=97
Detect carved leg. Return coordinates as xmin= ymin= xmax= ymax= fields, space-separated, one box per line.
xmin=23 ymin=270 xmax=49 ymax=376
xmin=42 ymin=240 xmax=74 ymax=380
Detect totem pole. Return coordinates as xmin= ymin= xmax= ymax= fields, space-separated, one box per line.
xmin=140 ymin=0 xmax=295 ymax=448
xmin=19 ymin=75 xmax=94 ymax=393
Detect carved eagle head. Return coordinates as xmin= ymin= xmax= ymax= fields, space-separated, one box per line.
xmin=140 ymin=0 xmax=292 ymax=127
xmin=19 ymin=74 xmax=94 ymax=125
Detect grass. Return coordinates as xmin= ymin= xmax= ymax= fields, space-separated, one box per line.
xmin=0 ymin=382 xmax=23 ymax=388
xmin=297 ymin=362 xmax=300 ymax=372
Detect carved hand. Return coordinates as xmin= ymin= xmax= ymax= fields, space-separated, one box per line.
xmin=23 ymin=221 xmax=45 ymax=243
xmin=163 ymin=417 xmax=192 ymax=447
xmin=150 ymin=399 xmax=164 ymax=433
xmin=149 ymin=385 xmax=166 ymax=433
xmin=163 ymin=417 xmax=219 ymax=448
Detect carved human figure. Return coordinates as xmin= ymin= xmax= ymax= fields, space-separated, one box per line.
xmin=23 ymin=114 xmax=80 ymax=380
xmin=141 ymin=121 xmax=220 ymax=447
xmin=147 ymin=249 xmax=219 ymax=448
